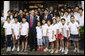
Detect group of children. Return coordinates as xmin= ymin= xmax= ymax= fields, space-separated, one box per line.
xmin=36 ymin=15 xmax=80 ymax=54
xmin=3 ymin=14 xmax=80 ymax=54
xmin=3 ymin=16 xmax=29 ymax=52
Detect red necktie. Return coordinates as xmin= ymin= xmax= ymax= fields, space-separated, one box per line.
xmin=30 ymin=16 xmax=33 ymax=28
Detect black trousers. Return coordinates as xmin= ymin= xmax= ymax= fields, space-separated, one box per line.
xmin=6 ymin=34 xmax=12 ymax=47
xmin=29 ymin=28 xmax=37 ymax=51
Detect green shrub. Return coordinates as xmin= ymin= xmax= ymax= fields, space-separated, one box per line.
xmin=1 ymin=22 xmax=4 ymax=36
xmin=80 ymin=26 xmax=84 ymax=38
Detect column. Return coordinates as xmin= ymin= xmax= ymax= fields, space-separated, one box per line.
xmin=81 ymin=1 xmax=84 ymax=10
xmin=4 ymin=1 xmax=10 ymax=20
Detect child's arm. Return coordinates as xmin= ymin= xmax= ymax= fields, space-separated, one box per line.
xmin=19 ymin=22 xmax=22 ymax=37
xmin=4 ymin=28 xmax=6 ymax=37
xmin=19 ymin=23 xmax=21 ymax=36
xmin=67 ymin=30 xmax=69 ymax=40
xmin=61 ymin=28 xmax=63 ymax=34
xmin=40 ymin=26 xmax=42 ymax=35
xmin=52 ymin=31 xmax=54 ymax=39
xmin=12 ymin=29 xmax=15 ymax=37
xmin=27 ymin=23 xmax=29 ymax=37
xmin=77 ymin=27 xmax=80 ymax=37
xmin=41 ymin=28 xmax=43 ymax=34
xmin=76 ymin=22 xmax=80 ymax=37
xmin=19 ymin=28 xmax=21 ymax=36
xmin=3 ymin=22 xmax=7 ymax=37
xmin=66 ymin=25 xmax=69 ymax=40
xmin=27 ymin=28 xmax=29 ymax=36
xmin=56 ymin=29 xmax=59 ymax=38
xmin=46 ymin=29 xmax=48 ymax=36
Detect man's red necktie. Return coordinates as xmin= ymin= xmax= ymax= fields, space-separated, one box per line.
xmin=30 ymin=16 xmax=33 ymax=28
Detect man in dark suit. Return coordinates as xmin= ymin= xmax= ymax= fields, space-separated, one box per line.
xmin=17 ymin=10 xmax=24 ymax=22
xmin=44 ymin=9 xmax=52 ymax=23
xmin=39 ymin=10 xmax=44 ymax=25
xmin=48 ymin=6 xmax=54 ymax=15
xmin=27 ymin=10 xmax=37 ymax=51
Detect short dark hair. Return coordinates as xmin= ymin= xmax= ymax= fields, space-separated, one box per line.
xmin=14 ymin=17 xmax=18 ymax=19
xmin=42 ymin=19 xmax=45 ymax=21
xmin=37 ymin=21 xmax=40 ymax=22
xmin=61 ymin=11 xmax=64 ymax=14
xmin=65 ymin=10 xmax=69 ymax=13
xmin=37 ymin=21 xmax=41 ymax=24
xmin=7 ymin=10 xmax=11 ymax=13
xmin=57 ymin=15 xmax=60 ymax=18
xmin=6 ymin=16 xmax=10 ymax=20
xmin=79 ymin=8 xmax=83 ymax=11
xmin=44 ymin=9 xmax=48 ymax=12
xmin=47 ymin=20 xmax=51 ymax=22
xmin=70 ymin=10 xmax=74 ymax=13
xmin=70 ymin=15 xmax=75 ymax=18
xmin=61 ymin=18 xmax=65 ymax=21
xmin=52 ymin=19 xmax=56 ymax=23
xmin=75 ymin=6 xmax=79 ymax=8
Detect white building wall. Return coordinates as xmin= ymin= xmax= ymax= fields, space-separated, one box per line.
xmin=4 ymin=1 xmax=10 ymax=20
xmin=81 ymin=1 xmax=84 ymax=10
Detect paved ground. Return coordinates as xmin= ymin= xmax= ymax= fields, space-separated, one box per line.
xmin=1 ymin=47 xmax=84 ymax=55
xmin=1 ymin=40 xmax=84 ymax=55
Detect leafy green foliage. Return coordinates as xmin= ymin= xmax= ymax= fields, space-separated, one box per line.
xmin=80 ymin=26 xmax=84 ymax=38
xmin=1 ymin=22 xmax=4 ymax=36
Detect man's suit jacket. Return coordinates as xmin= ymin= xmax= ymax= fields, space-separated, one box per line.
xmin=44 ymin=14 xmax=52 ymax=23
xmin=39 ymin=14 xmax=44 ymax=25
xmin=27 ymin=15 xmax=37 ymax=32
xmin=17 ymin=15 xmax=24 ymax=22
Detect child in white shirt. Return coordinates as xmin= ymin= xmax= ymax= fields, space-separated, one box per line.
xmin=12 ymin=17 xmax=21 ymax=51
xmin=36 ymin=21 xmax=43 ymax=51
xmin=51 ymin=19 xmax=59 ymax=54
xmin=47 ymin=20 xmax=56 ymax=53
xmin=3 ymin=16 xmax=12 ymax=52
xmin=61 ymin=18 xmax=70 ymax=54
xmin=42 ymin=19 xmax=49 ymax=52
xmin=56 ymin=16 xmax=64 ymax=53
xmin=78 ymin=8 xmax=84 ymax=27
xmin=20 ymin=17 xmax=29 ymax=52
xmin=69 ymin=16 xmax=80 ymax=53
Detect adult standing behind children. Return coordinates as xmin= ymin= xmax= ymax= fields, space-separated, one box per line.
xmin=27 ymin=10 xmax=37 ymax=51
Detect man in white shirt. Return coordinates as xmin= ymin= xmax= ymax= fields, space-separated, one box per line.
xmin=64 ymin=11 xmax=70 ymax=23
xmin=78 ymin=8 xmax=84 ymax=27
xmin=1 ymin=17 xmax=5 ymax=23
xmin=1 ymin=10 xmax=5 ymax=23
xmin=60 ymin=11 xmax=64 ymax=19
xmin=74 ymin=6 xmax=80 ymax=21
